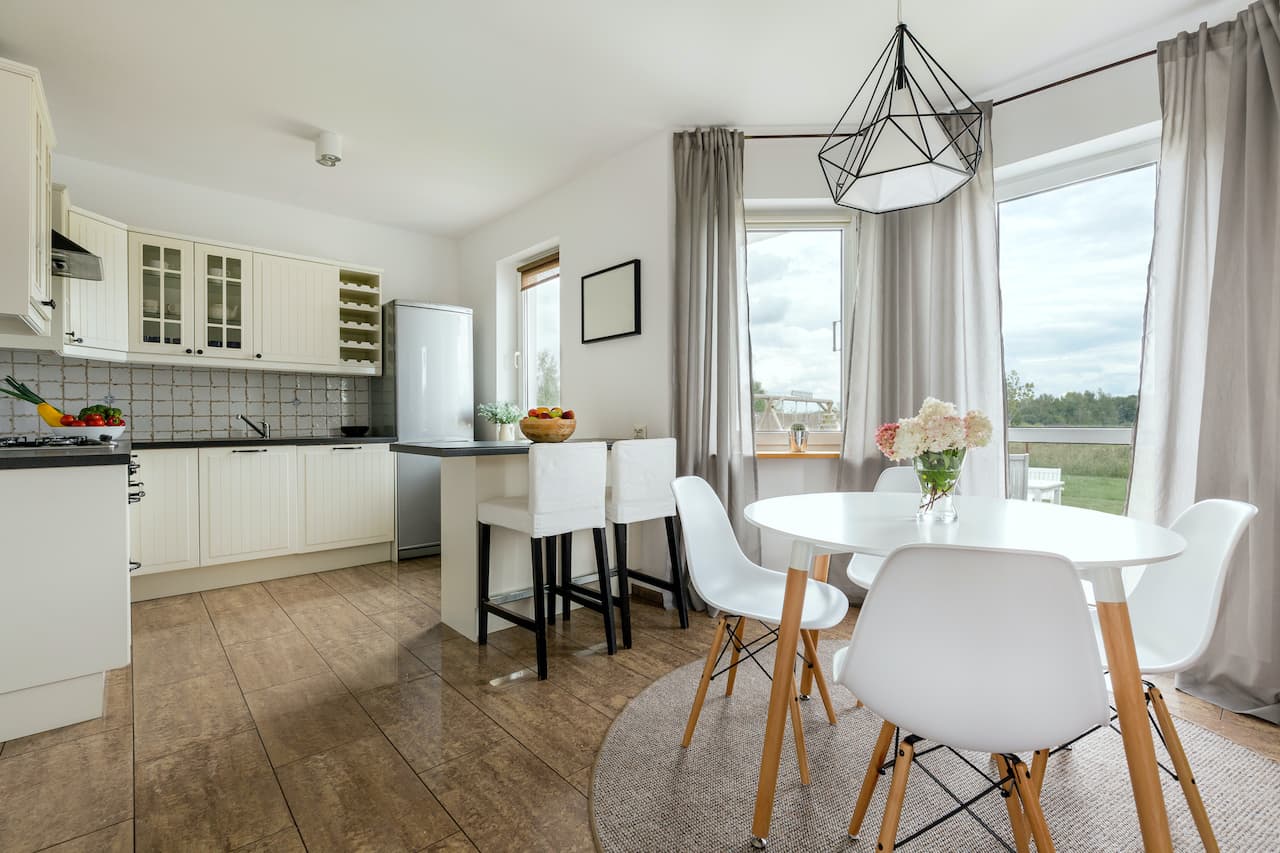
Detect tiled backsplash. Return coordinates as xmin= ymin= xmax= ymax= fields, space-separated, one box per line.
xmin=0 ymin=350 xmax=370 ymax=441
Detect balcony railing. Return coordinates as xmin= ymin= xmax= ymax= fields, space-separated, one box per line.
xmin=1008 ymin=426 xmax=1134 ymax=515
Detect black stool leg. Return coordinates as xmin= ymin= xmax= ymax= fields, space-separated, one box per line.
xmin=477 ymin=522 xmax=492 ymax=644
xmin=665 ymin=516 xmax=690 ymax=629
xmin=593 ymin=527 xmax=617 ymax=655
xmin=530 ymin=537 xmax=548 ymax=679
xmin=560 ymin=532 xmax=573 ymax=622
xmin=544 ymin=536 xmax=557 ymax=626
xmin=613 ymin=523 xmax=633 ymax=649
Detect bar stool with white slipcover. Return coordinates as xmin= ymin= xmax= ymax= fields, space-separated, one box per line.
xmin=671 ymin=475 xmax=848 ymax=783
xmin=835 ymin=544 xmax=1110 ymax=851
xmin=476 ymin=442 xmax=610 ymax=680
xmin=601 ymin=438 xmax=689 ymax=647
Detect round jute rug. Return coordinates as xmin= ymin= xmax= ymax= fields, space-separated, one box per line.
xmin=589 ymin=639 xmax=1280 ymax=852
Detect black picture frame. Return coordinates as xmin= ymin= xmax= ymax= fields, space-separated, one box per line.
xmin=580 ymin=258 xmax=641 ymax=344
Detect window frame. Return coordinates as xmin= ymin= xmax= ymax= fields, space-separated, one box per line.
xmin=744 ymin=213 xmax=855 ymax=453
xmin=517 ymin=252 xmax=561 ymax=412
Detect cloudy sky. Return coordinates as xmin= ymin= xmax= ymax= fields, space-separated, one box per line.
xmin=998 ymin=165 xmax=1156 ymax=397
xmin=746 ymin=229 xmax=843 ymax=407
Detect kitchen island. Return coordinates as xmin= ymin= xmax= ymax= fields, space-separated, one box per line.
xmin=392 ymin=439 xmax=630 ymax=641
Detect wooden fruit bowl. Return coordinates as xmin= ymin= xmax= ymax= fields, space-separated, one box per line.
xmin=519 ymin=417 xmax=576 ymax=443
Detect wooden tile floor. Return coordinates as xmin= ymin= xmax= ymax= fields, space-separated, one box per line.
xmin=1 ymin=557 xmax=1276 ymax=851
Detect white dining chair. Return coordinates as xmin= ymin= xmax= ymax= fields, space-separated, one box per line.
xmin=834 ymin=544 xmax=1109 ymax=852
xmin=603 ymin=438 xmax=688 ymax=645
xmin=476 ymin=442 xmax=610 ymax=680
xmin=845 ymin=466 xmax=921 ymax=591
xmin=1067 ymin=498 xmax=1256 ymax=852
xmin=671 ymin=476 xmax=849 ymax=783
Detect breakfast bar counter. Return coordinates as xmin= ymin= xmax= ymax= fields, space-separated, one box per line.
xmin=391 ymin=438 xmax=626 ymax=640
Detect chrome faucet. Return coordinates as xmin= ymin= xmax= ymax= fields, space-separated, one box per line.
xmin=238 ymin=414 xmax=270 ymax=439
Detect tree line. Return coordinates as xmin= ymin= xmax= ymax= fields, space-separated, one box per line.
xmin=1005 ymin=371 xmax=1138 ymax=427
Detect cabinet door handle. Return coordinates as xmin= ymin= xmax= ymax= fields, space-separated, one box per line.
xmin=232 ymin=448 xmax=268 ymax=453
xmin=332 ymin=446 xmax=362 ymax=451
xmin=41 ymin=298 xmax=56 ymax=309
xmin=185 ymin=348 xmax=193 ymax=354
xmin=196 ymin=348 xmax=204 ymax=355
xmin=128 ymin=561 xmax=141 ymax=573
xmin=255 ymin=353 xmax=262 ymax=359
xmin=66 ymin=331 xmax=84 ymax=343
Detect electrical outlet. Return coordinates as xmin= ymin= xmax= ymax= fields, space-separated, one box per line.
xmin=632 ymin=424 xmax=647 ymax=439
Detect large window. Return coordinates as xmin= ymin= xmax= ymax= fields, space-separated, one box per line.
xmin=998 ymin=163 xmax=1157 ymax=513
xmin=518 ymin=253 xmax=560 ymax=410
xmin=746 ymin=227 xmax=845 ymax=440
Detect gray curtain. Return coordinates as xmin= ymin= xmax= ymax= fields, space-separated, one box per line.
xmin=1130 ymin=0 xmax=1280 ymax=722
xmin=837 ymin=102 xmax=1007 ymax=500
xmin=672 ymin=128 xmax=760 ymax=563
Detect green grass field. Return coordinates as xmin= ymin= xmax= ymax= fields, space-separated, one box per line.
xmin=1008 ymin=442 xmax=1131 ymax=515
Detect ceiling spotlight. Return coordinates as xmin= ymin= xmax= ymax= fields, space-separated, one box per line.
xmin=315 ymin=131 xmax=342 ymax=167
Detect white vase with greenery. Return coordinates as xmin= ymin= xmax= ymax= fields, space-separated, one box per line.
xmin=477 ymin=402 xmax=521 ymax=441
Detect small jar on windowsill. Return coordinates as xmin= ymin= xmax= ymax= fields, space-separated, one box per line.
xmin=788 ymin=423 xmax=809 ymax=453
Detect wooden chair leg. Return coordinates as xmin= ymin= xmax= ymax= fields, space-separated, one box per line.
xmin=801 ymin=630 xmax=838 ymax=725
xmin=1030 ymin=748 xmax=1049 ymax=799
xmin=592 ymin=527 xmax=617 ymax=655
xmin=724 ymin=616 xmax=746 ymax=696
xmin=477 ymin=523 xmax=491 ymax=644
xmin=800 ymin=555 xmax=831 ymax=697
xmin=529 ymin=538 xmax=548 ymax=680
xmin=995 ymin=754 xmax=1031 ymax=853
xmin=612 ymin=523 xmax=633 ymax=648
xmin=848 ymin=720 xmax=896 ymax=839
xmin=789 ymin=667 xmax=810 ymax=785
xmin=876 ymin=734 xmax=917 ymax=853
xmin=681 ymin=616 xmax=728 ymax=747
xmin=664 ymin=516 xmax=691 ymax=629
xmin=800 ymin=629 xmax=817 ymax=697
xmin=544 ymin=536 xmax=557 ymax=625
xmin=1010 ymin=756 xmax=1054 ymax=853
xmin=1148 ymin=685 xmax=1219 ymax=853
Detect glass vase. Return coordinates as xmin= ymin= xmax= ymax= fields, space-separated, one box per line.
xmin=914 ymin=448 xmax=965 ymax=523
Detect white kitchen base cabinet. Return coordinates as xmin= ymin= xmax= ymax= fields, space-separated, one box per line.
xmin=0 ymin=464 xmax=129 ymax=741
xmin=127 ymin=441 xmax=394 ymax=599
xmin=298 ymin=443 xmax=394 ymax=551
xmin=129 ymin=448 xmax=200 ymax=574
xmin=200 ymin=445 xmax=297 ymax=565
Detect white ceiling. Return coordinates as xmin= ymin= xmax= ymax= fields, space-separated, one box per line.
xmin=0 ymin=1 xmax=1233 ymax=235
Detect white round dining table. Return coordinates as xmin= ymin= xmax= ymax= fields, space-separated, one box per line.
xmin=738 ymin=491 xmax=1187 ymax=853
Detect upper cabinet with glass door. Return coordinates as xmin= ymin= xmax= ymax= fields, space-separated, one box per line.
xmin=128 ymin=232 xmax=193 ymax=355
xmin=195 ymin=244 xmax=253 ymax=360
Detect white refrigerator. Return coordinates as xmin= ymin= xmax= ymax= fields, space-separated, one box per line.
xmin=371 ymin=301 xmax=474 ymax=558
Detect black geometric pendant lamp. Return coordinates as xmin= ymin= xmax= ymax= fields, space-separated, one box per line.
xmin=819 ymin=17 xmax=983 ymax=214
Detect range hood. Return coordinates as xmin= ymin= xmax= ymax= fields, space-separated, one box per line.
xmin=50 ymin=229 xmax=103 ymax=281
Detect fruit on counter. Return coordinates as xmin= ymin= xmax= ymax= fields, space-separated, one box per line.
xmin=528 ymin=408 xmax=538 ymax=417
xmin=60 ymin=414 xmax=76 ymax=426
xmin=522 ymin=406 xmax=575 ymax=420
xmin=77 ymin=404 xmax=123 ymax=422
xmin=0 ymin=376 xmax=65 ymax=426
xmin=69 ymin=419 xmax=86 ymax=427
xmin=562 ymin=409 xmax=575 ymax=419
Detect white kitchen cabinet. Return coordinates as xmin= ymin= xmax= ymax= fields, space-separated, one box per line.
xmin=199 ymin=446 xmax=297 ymax=564
xmin=0 ymin=58 xmax=55 ymax=337
xmin=129 ymin=449 xmax=200 ymax=575
xmin=195 ymin=243 xmax=255 ymax=361
xmin=129 ymin=231 xmax=195 ymax=355
xmin=297 ymin=443 xmax=394 ymax=551
xmin=62 ymin=208 xmax=129 ymax=358
xmin=255 ymin=253 xmax=338 ymax=366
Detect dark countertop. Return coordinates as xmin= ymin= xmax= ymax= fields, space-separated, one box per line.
xmin=391 ymin=438 xmax=618 ymax=458
xmin=0 ymin=438 xmax=133 ymax=470
xmin=133 ymin=434 xmax=397 ymax=450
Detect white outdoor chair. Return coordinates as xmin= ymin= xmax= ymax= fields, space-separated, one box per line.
xmin=671 ymin=476 xmax=849 ymax=784
xmin=1008 ymin=453 xmax=1030 ymax=501
xmin=604 ymin=438 xmax=688 ymax=644
xmin=834 ymin=544 xmax=1109 ymax=851
xmin=1027 ymin=467 xmax=1065 ymax=503
xmin=477 ymin=442 xmax=610 ymax=680
xmin=845 ymin=466 xmax=921 ymax=591
xmin=1063 ymin=498 xmax=1256 ymax=852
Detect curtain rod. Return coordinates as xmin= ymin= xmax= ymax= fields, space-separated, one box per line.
xmin=743 ymin=48 xmax=1157 ymax=140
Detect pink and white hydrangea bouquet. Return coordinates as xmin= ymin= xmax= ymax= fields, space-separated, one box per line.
xmin=875 ymin=398 xmax=993 ymax=522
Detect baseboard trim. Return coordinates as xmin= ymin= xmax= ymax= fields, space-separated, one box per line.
xmin=129 ymin=542 xmax=392 ymax=601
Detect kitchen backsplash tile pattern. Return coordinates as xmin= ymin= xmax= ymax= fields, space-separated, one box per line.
xmin=0 ymin=349 xmax=370 ymax=441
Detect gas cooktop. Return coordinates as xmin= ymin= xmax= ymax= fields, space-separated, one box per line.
xmin=0 ymin=435 xmax=120 ymax=453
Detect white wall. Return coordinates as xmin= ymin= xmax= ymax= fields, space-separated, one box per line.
xmin=457 ymin=133 xmax=674 ymax=442
xmin=54 ymin=155 xmax=459 ymax=306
